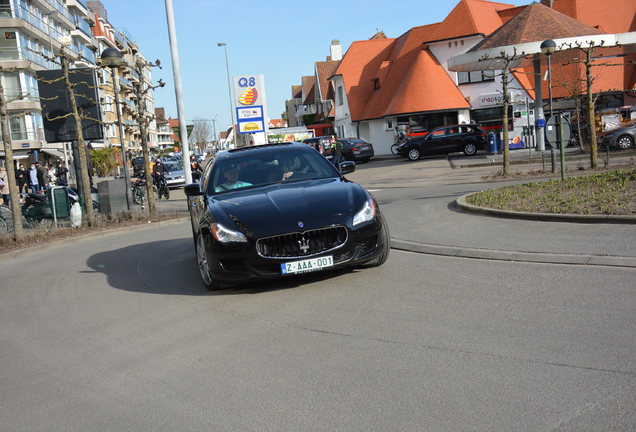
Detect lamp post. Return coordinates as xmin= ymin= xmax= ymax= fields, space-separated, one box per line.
xmin=218 ymin=43 xmax=237 ymax=148
xmin=100 ymin=47 xmax=133 ymax=210
xmin=540 ymin=39 xmax=558 ymax=175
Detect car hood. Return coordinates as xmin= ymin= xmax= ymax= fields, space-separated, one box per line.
xmin=208 ymin=178 xmax=368 ymax=237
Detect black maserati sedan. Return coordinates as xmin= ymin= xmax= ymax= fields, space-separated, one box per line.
xmin=184 ymin=142 xmax=390 ymax=290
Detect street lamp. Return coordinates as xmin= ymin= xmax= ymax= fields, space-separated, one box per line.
xmin=540 ymin=39 xmax=557 ymax=174
xmin=218 ymin=43 xmax=237 ymax=148
xmin=540 ymin=39 xmax=556 ymax=118
xmin=100 ymin=47 xmax=133 ymax=210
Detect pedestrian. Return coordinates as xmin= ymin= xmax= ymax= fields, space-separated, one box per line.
xmin=48 ymin=163 xmax=57 ymax=186
xmin=55 ymin=162 xmax=69 ymax=185
xmin=395 ymin=125 xmax=406 ymax=143
xmin=15 ymin=163 xmax=28 ymax=195
xmin=36 ymin=161 xmax=49 ymax=192
xmin=330 ymin=139 xmax=343 ymax=170
xmin=190 ymin=155 xmax=202 ymax=181
xmin=29 ymin=163 xmax=39 ymax=193
xmin=0 ymin=166 xmax=9 ymax=206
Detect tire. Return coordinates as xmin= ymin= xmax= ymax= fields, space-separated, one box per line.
xmin=163 ymin=186 xmax=170 ymax=200
xmin=463 ymin=141 xmax=478 ymax=156
xmin=391 ymin=144 xmax=399 ymax=155
xmin=617 ymin=135 xmax=633 ymax=149
xmin=0 ymin=216 xmax=8 ymax=234
xmin=195 ymin=232 xmax=220 ymax=290
xmin=363 ymin=214 xmax=390 ymax=267
xmin=407 ymin=147 xmax=421 ymax=161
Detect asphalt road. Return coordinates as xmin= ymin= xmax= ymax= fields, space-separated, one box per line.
xmin=1 ymin=153 xmax=635 ymax=430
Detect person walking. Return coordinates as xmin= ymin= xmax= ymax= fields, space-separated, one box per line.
xmin=0 ymin=166 xmax=9 ymax=206
xmin=28 ymin=163 xmax=39 ymax=193
xmin=36 ymin=162 xmax=49 ymax=192
xmin=15 ymin=164 xmax=28 ymax=195
xmin=55 ymin=162 xmax=69 ymax=185
xmin=330 ymin=139 xmax=343 ymax=170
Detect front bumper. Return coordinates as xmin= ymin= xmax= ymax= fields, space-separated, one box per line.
xmin=201 ymin=218 xmax=387 ymax=285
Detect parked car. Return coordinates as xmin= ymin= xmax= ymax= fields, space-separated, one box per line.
xmin=336 ymin=138 xmax=375 ymax=162
xmin=396 ymin=124 xmax=487 ymax=160
xmin=599 ymin=120 xmax=636 ymax=149
xmin=301 ymin=136 xmax=334 ymax=157
xmin=183 ymin=142 xmax=390 ymax=290
xmin=163 ymin=162 xmax=185 ymax=188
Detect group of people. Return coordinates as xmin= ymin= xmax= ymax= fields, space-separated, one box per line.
xmin=0 ymin=161 xmax=69 ymax=206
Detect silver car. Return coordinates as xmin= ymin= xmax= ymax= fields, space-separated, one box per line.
xmin=163 ymin=162 xmax=185 ymax=188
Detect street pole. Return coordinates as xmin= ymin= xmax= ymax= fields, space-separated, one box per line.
xmin=218 ymin=43 xmax=237 ymax=148
xmin=111 ymin=71 xmax=134 ymax=210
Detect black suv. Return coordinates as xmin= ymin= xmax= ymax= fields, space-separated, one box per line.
xmin=599 ymin=120 xmax=635 ymax=149
xmin=396 ymin=124 xmax=487 ymax=161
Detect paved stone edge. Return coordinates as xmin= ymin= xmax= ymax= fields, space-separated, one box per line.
xmin=455 ymin=194 xmax=636 ymax=225
xmin=390 ymin=239 xmax=636 ymax=268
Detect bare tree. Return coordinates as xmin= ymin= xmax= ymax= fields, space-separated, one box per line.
xmin=190 ymin=117 xmax=212 ymax=152
xmin=0 ymin=66 xmax=30 ymax=240
xmin=122 ymin=55 xmax=164 ymax=217
xmin=479 ymin=48 xmax=528 ymax=175
xmin=38 ymin=46 xmax=101 ymax=224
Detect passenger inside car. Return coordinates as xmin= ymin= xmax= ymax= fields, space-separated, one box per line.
xmin=214 ymin=164 xmax=252 ymax=192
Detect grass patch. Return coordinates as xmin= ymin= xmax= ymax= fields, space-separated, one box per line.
xmin=468 ymin=168 xmax=636 ymax=215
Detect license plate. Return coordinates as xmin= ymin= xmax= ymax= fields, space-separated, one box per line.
xmin=281 ymin=256 xmax=333 ymax=275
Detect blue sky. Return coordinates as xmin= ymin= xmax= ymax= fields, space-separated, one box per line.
xmin=105 ymin=0 xmax=529 ymax=136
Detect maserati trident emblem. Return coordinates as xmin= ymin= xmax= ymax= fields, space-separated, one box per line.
xmin=298 ymin=236 xmax=310 ymax=254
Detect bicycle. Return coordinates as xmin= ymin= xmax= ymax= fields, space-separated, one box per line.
xmin=391 ymin=136 xmax=406 ymax=155
xmin=0 ymin=204 xmax=14 ymax=234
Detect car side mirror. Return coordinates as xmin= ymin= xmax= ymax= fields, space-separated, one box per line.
xmin=184 ymin=183 xmax=203 ymax=196
xmin=340 ymin=161 xmax=356 ymax=175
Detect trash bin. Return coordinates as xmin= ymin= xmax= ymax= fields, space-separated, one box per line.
xmin=487 ymin=133 xmax=497 ymax=154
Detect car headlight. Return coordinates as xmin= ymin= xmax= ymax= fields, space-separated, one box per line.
xmin=210 ymin=223 xmax=248 ymax=243
xmin=353 ymin=199 xmax=376 ymax=227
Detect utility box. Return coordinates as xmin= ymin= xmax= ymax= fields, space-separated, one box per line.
xmin=97 ymin=179 xmax=127 ymax=215
xmin=48 ymin=186 xmax=71 ymax=219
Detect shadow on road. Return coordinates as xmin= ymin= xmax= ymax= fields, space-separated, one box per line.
xmin=86 ymin=238 xmax=354 ymax=296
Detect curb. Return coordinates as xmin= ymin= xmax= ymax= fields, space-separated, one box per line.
xmin=390 ymin=239 xmax=636 ymax=268
xmin=455 ymin=194 xmax=636 ymax=225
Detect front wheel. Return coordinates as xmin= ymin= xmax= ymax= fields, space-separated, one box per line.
xmin=362 ymin=214 xmax=390 ymax=267
xmin=196 ymin=233 xmax=220 ymax=290
xmin=163 ymin=186 xmax=170 ymax=200
xmin=617 ymin=135 xmax=633 ymax=149
xmin=407 ymin=147 xmax=421 ymax=161
xmin=463 ymin=142 xmax=478 ymax=156
xmin=391 ymin=143 xmax=399 ymax=155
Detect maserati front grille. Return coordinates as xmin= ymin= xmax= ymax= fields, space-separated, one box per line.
xmin=256 ymin=226 xmax=348 ymax=258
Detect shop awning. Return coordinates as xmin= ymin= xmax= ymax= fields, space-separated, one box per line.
xmin=41 ymin=149 xmax=65 ymax=159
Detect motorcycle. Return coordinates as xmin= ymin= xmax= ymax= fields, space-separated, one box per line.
xmin=21 ymin=187 xmax=79 ymax=225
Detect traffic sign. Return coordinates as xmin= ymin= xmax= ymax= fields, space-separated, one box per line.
xmin=545 ymin=115 xmax=571 ymax=149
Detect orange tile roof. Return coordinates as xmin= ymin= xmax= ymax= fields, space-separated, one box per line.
xmin=291 ymin=85 xmax=302 ymax=99
xmin=550 ymin=0 xmax=636 ymax=34
xmin=428 ymin=0 xmax=516 ymax=42
xmin=315 ymin=60 xmax=339 ymax=101
xmin=301 ymin=76 xmax=315 ymax=104
xmin=333 ymin=38 xmax=396 ymax=122
xmin=469 ymin=2 xmax=606 ymax=51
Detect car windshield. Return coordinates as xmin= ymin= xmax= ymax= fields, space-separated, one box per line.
xmin=164 ymin=163 xmax=183 ymax=171
xmin=209 ymin=148 xmax=338 ymax=194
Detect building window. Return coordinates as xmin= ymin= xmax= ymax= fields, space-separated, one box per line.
xmin=458 ymin=70 xmax=496 ymax=85
xmin=373 ymin=78 xmax=380 ymax=91
xmin=337 ymin=85 xmax=343 ymax=105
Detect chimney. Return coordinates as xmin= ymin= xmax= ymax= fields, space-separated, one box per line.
xmin=541 ymin=0 xmax=554 ymax=7
xmin=330 ymin=40 xmax=342 ymax=61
